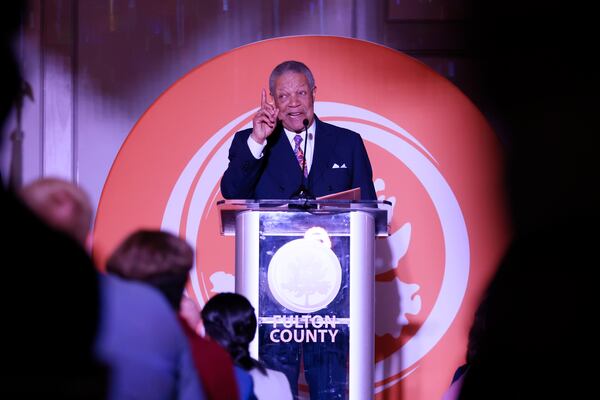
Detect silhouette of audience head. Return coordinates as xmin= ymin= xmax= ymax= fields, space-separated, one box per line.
xmin=201 ymin=292 xmax=266 ymax=373
xmin=19 ymin=177 xmax=93 ymax=246
xmin=106 ymin=229 xmax=194 ymax=310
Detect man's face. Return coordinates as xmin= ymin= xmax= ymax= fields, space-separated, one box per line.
xmin=272 ymin=71 xmax=316 ymax=133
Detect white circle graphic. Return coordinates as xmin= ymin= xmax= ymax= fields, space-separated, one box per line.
xmin=161 ymin=102 xmax=470 ymax=385
xmin=267 ymin=232 xmax=342 ymax=313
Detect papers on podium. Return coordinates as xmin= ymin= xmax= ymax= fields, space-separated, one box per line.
xmin=316 ymin=187 xmax=361 ymax=201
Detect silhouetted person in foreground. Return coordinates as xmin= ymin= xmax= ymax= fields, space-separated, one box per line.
xmin=106 ymin=230 xmax=252 ymax=400
xmin=458 ymin=2 xmax=598 ymax=399
xmin=19 ymin=178 xmax=206 ymax=399
xmin=1 ymin=4 xmax=105 ymax=397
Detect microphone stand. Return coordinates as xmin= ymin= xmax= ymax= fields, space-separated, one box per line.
xmin=289 ymin=119 xmax=316 ymax=208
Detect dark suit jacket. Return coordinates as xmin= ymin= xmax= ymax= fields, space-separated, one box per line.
xmin=221 ymin=116 xmax=376 ymax=200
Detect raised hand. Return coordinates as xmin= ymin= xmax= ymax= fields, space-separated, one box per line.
xmin=250 ymin=89 xmax=279 ymax=144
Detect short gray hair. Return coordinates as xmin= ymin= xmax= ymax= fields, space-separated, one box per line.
xmin=269 ymin=60 xmax=315 ymax=94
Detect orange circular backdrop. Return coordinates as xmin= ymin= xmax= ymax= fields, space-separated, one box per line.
xmin=93 ymin=36 xmax=510 ymax=399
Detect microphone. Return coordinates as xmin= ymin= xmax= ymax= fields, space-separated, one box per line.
xmin=301 ymin=118 xmax=309 ymax=178
xmin=289 ymin=118 xmax=315 ymax=204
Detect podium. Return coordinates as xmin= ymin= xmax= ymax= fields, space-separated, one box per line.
xmin=218 ymin=199 xmax=389 ymax=400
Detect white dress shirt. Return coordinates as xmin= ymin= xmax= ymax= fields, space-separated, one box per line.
xmin=247 ymin=120 xmax=316 ymax=174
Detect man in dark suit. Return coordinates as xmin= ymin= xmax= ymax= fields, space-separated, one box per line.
xmin=221 ymin=61 xmax=375 ymax=399
xmin=220 ymin=60 xmax=376 ymax=201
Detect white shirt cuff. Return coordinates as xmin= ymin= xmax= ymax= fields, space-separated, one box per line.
xmin=247 ymin=135 xmax=266 ymax=159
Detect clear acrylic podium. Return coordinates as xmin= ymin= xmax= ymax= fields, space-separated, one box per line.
xmin=218 ymin=199 xmax=389 ymax=400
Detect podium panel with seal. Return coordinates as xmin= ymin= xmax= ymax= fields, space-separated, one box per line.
xmin=218 ymin=200 xmax=389 ymax=400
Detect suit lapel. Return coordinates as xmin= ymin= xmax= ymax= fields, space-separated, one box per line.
xmin=309 ymin=117 xmax=337 ymax=186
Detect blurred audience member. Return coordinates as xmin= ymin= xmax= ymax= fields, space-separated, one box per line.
xmin=106 ymin=230 xmax=193 ymax=311
xmin=20 ymin=177 xmax=93 ymax=246
xmin=202 ymin=293 xmax=293 ymax=400
xmin=96 ymin=272 xmax=206 ymax=400
xmin=18 ymin=178 xmax=205 ymax=399
xmin=107 ymin=230 xmax=247 ymax=400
